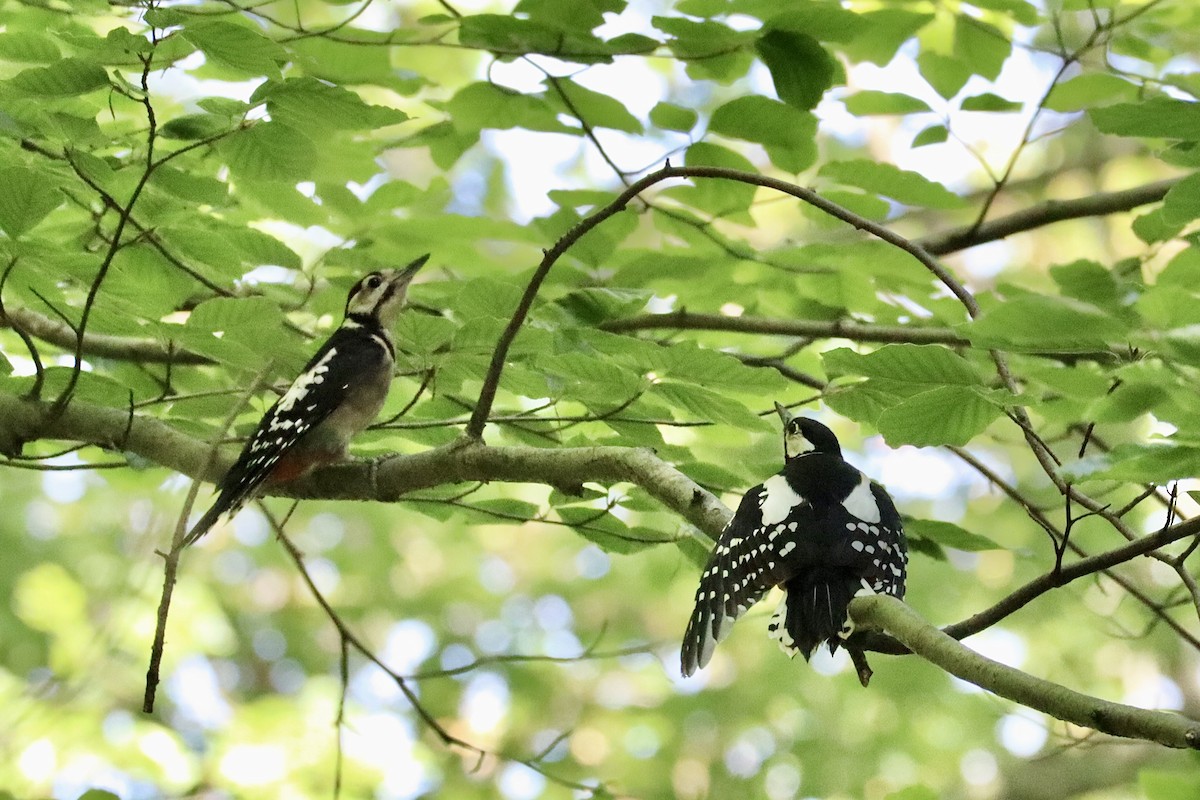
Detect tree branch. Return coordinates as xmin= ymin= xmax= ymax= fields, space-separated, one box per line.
xmin=855 ymin=516 xmax=1200 ymax=656
xmin=0 ymin=392 xmax=730 ymax=542
xmin=919 ymin=178 xmax=1178 ymax=256
xmin=850 ymin=595 xmax=1200 ymax=750
xmin=600 ymin=311 xmax=968 ymax=345
xmin=0 ymin=306 xmax=210 ymax=365
xmin=469 ymin=162 xmax=977 ymax=439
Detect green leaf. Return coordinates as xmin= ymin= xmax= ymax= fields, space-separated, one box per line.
xmin=844 ymin=91 xmax=930 ymax=116
xmin=514 ymin=0 xmax=607 ymax=32
xmin=912 ymin=124 xmax=949 ymax=148
xmin=761 ymin=4 xmax=869 ymax=43
xmin=149 ymin=166 xmax=229 ymax=206
xmin=824 ymin=382 xmax=900 ymax=425
xmin=187 ymin=296 xmax=284 ymax=334
xmin=904 ymin=518 xmax=1003 ymax=552
xmin=960 ymin=92 xmax=1022 ymax=112
xmin=953 ymin=17 xmax=1009 ymax=81
xmin=1080 ymin=444 xmax=1200 ymax=484
xmin=653 ymin=16 xmax=751 ymax=59
xmin=290 ymin=28 xmax=417 ymax=90
xmin=815 ymin=189 xmax=889 ymax=221
xmin=1160 ymin=172 xmax=1200 ymax=225
xmin=446 ymin=82 xmax=577 ymax=134
xmin=917 ymin=51 xmax=970 ymax=99
xmin=656 ymin=341 xmax=788 ymax=395
xmin=754 ymin=29 xmax=835 ymax=112
xmin=709 ymin=96 xmax=817 ymax=172
xmin=1090 ymin=98 xmax=1200 ymax=139
xmin=968 ymin=295 xmax=1129 ymax=352
xmin=844 ymin=10 xmax=932 ymax=66
xmin=823 ymin=344 xmax=982 ymax=386
xmin=649 ymin=101 xmax=697 ymax=132
xmin=557 ymin=507 xmax=671 ymax=555
xmin=6 ymin=58 xmax=108 ymax=96
xmin=1092 ymin=381 xmax=1166 ymax=423
xmin=1049 ymin=260 xmax=1120 ymax=308
xmin=652 ymin=17 xmax=754 ymax=81
xmin=180 ymin=20 xmax=286 ymax=78
xmin=159 ymin=113 xmax=230 ymax=141
xmin=219 ymin=122 xmax=319 ymax=182
xmin=458 ymin=14 xmax=612 ymax=63
xmin=1044 ymin=73 xmax=1138 ymax=112
xmin=877 ymin=386 xmax=1002 ymax=447
xmin=1132 ymin=208 xmax=1183 ymax=244
xmin=820 ymin=159 xmax=965 ymax=209
xmin=547 ymin=77 xmax=643 ymax=133
xmin=541 ymin=353 xmax=643 ymax=399
xmin=0 ymin=31 xmax=62 ymax=63
xmin=259 ymin=77 xmax=410 ymax=132
xmin=653 ymin=381 xmax=769 ymax=430
xmin=0 ymin=166 xmax=63 ymax=238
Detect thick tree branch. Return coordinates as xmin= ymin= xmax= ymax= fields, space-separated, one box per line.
xmin=855 ymin=516 xmax=1200 ymax=655
xmin=0 ymin=393 xmax=730 ymax=542
xmin=601 ymin=311 xmax=968 ymax=345
xmin=919 ymin=178 xmax=1178 ymax=255
xmin=0 ymin=306 xmax=210 ymax=365
xmin=8 ymin=389 xmax=1200 ymax=675
xmin=850 ymin=595 xmax=1200 ymax=750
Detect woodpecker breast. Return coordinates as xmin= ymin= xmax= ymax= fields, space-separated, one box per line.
xmin=182 ymin=257 xmax=428 ymax=547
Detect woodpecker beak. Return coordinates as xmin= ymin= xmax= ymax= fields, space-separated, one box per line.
xmin=774 ymin=401 xmax=794 ymax=426
xmin=398 ymin=253 xmax=430 ymax=283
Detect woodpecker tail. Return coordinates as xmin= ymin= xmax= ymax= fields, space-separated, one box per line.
xmin=182 ymin=481 xmax=255 ymax=546
xmin=181 ymin=501 xmax=225 ymax=547
xmin=767 ymin=568 xmax=859 ymax=660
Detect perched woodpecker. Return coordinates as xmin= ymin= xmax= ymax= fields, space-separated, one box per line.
xmin=182 ymin=255 xmax=429 ymax=546
xmin=681 ymin=404 xmax=907 ymax=677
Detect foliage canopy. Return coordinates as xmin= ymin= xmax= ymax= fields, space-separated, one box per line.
xmin=2 ymin=0 xmax=1200 ymax=798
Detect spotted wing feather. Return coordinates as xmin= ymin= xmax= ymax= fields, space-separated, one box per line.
xmin=183 ymin=329 xmax=388 ymax=544
xmin=681 ymin=483 xmax=778 ymax=676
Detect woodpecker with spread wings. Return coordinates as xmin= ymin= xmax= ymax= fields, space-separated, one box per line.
xmin=183 ymin=255 xmax=428 ymax=546
xmin=681 ymin=404 xmax=907 ymax=678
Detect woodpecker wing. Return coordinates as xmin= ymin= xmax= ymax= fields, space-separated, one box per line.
xmin=681 ymin=482 xmax=777 ymax=676
xmin=681 ymin=457 xmax=907 ymax=675
xmin=184 ymin=328 xmax=389 ymax=544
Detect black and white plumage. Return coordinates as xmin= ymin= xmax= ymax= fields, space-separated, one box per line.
xmin=182 ymin=255 xmax=428 ymax=546
xmin=681 ymin=404 xmax=906 ymax=677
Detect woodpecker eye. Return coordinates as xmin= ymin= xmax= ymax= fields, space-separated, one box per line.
xmin=364 ymin=274 xmax=384 ymax=290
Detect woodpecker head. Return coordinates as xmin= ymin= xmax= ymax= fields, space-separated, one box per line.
xmin=345 ymin=253 xmax=429 ymax=328
xmin=774 ymin=402 xmax=842 ymax=460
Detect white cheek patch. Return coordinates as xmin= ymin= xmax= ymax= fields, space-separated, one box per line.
xmin=842 ymin=475 xmax=881 ymax=523
xmin=760 ymin=474 xmax=804 ymax=526
xmin=785 ymin=433 xmax=811 ymax=459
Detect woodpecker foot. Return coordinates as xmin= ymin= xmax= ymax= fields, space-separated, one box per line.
xmin=361 ymin=451 xmax=399 ymax=468
xmin=848 ymin=647 xmax=873 ymax=687
xmin=361 ymin=451 xmax=399 ymax=497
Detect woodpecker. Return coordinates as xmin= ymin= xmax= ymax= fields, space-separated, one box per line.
xmin=182 ymin=255 xmax=429 ymax=546
xmin=681 ymin=404 xmax=906 ymax=677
